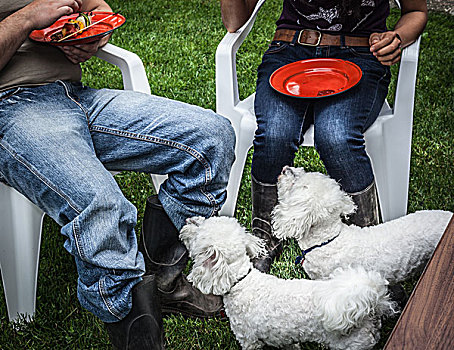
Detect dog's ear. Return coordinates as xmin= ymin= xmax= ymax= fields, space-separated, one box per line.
xmin=179 ymin=216 xmax=206 ymax=255
xmin=244 ymin=231 xmax=267 ymax=259
xmin=187 ymin=245 xmax=235 ymax=296
xmin=272 ymin=204 xmax=315 ymax=241
xmin=339 ymin=193 xmax=356 ymax=216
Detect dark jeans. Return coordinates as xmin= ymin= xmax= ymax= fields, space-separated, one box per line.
xmin=252 ymin=41 xmax=391 ymax=193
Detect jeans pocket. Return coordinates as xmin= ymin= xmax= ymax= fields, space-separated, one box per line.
xmin=264 ymin=41 xmax=290 ymax=55
xmin=0 ymin=87 xmax=21 ymax=102
xmin=347 ymin=46 xmax=374 ymax=58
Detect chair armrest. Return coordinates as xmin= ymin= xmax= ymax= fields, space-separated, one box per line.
xmin=95 ymin=43 xmax=151 ymax=95
xmin=216 ymin=0 xmax=266 ymax=114
xmin=393 ymin=36 xmax=421 ymax=121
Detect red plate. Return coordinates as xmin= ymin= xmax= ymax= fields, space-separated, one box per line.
xmin=269 ymin=58 xmax=362 ymax=98
xmin=29 ymin=12 xmax=125 ymax=46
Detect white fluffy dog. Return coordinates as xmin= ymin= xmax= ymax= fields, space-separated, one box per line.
xmin=180 ymin=216 xmax=396 ymax=350
xmin=272 ymin=166 xmax=453 ymax=284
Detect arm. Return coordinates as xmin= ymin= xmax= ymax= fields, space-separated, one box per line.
xmin=220 ymin=0 xmax=259 ymax=32
xmin=369 ymin=0 xmax=427 ymax=66
xmin=0 ymin=0 xmax=82 ymax=71
xmin=59 ymin=0 xmax=113 ymax=64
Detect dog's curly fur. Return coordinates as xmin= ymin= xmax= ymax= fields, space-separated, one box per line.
xmin=180 ymin=216 xmax=396 ymax=350
xmin=272 ymin=167 xmax=453 ymax=283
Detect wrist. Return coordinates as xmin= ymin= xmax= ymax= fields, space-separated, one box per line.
xmin=13 ymin=7 xmax=37 ymax=33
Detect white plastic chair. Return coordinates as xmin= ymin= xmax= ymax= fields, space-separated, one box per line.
xmin=216 ymin=0 xmax=421 ymax=222
xmin=0 ymin=43 xmax=166 ymax=322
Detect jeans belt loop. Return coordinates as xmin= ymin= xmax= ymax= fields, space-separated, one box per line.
xmin=290 ymin=30 xmax=299 ymax=46
xmin=298 ymin=29 xmax=322 ymax=46
xmin=340 ymin=34 xmax=346 ymax=48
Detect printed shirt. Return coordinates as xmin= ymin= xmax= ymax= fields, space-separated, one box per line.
xmin=276 ymin=0 xmax=389 ymax=36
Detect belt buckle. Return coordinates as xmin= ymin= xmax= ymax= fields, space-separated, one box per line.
xmin=298 ymin=29 xmax=322 ymax=46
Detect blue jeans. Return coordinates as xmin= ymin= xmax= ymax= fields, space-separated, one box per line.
xmin=0 ymin=81 xmax=235 ymax=322
xmin=253 ymin=41 xmax=391 ymax=193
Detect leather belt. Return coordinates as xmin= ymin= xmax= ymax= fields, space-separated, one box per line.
xmin=273 ymin=29 xmax=370 ymax=47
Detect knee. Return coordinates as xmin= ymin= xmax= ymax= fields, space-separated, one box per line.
xmin=197 ymin=112 xmax=236 ymax=164
xmin=315 ymin=124 xmax=364 ymax=158
xmin=255 ymin=126 xmax=297 ymax=157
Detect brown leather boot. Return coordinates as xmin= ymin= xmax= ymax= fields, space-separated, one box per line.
xmin=347 ymin=181 xmax=382 ymax=227
xmin=139 ymin=195 xmax=225 ymax=319
xmin=104 ymin=275 xmax=165 ymax=350
xmin=251 ymin=176 xmax=283 ymax=273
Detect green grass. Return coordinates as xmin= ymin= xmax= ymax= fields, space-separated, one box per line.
xmin=1 ymin=1 xmax=453 ymax=349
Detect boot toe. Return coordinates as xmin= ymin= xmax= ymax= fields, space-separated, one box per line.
xmin=104 ymin=275 xmax=165 ymax=350
xmin=159 ymin=274 xmax=227 ymax=320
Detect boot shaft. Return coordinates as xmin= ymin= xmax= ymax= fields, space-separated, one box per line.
xmin=251 ymin=177 xmax=282 ymax=273
xmin=140 ymin=195 xmax=188 ymax=291
xmin=251 ymin=176 xmax=278 ymax=236
xmin=347 ymin=181 xmax=382 ymax=227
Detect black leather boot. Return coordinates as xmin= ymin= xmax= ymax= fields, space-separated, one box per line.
xmin=139 ymin=195 xmax=224 ymax=319
xmin=251 ymin=176 xmax=283 ymax=273
xmin=104 ymin=275 xmax=164 ymax=350
xmin=347 ymin=181 xmax=382 ymax=227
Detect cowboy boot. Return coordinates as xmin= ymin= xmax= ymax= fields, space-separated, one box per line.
xmin=104 ymin=275 xmax=165 ymax=350
xmin=347 ymin=181 xmax=382 ymax=227
xmin=251 ymin=176 xmax=283 ymax=273
xmin=139 ymin=195 xmax=224 ymax=319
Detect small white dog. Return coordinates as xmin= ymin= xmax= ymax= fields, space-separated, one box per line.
xmin=272 ymin=166 xmax=453 ymax=284
xmin=180 ymin=216 xmax=396 ymax=350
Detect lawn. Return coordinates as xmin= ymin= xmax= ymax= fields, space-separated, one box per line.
xmin=0 ymin=0 xmax=453 ymax=349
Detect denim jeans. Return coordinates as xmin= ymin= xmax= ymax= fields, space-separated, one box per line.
xmin=253 ymin=40 xmax=391 ymax=193
xmin=0 ymin=81 xmax=235 ymax=322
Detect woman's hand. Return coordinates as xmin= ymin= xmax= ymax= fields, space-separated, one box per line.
xmin=370 ymin=0 xmax=428 ymax=66
xmin=369 ymin=31 xmax=402 ymax=66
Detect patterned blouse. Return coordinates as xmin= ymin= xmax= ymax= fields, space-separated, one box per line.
xmin=276 ymin=0 xmax=389 ymax=36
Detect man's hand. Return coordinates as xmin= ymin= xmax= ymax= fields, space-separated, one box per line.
xmin=23 ymin=0 xmax=83 ymax=30
xmin=369 ymin=31 xmax=402 ymax=66
xmin=59 ymin=35 xmax=110 ymax=64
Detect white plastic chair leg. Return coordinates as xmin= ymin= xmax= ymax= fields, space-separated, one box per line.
xmin=0 ymin=183 xmax=45 ymax=322
xmin=366 ymin=117 xmax=412 ymax=222
xmin=219 ymin=108 xmax=257 ymax=216
xmin=150 ymin=174 xmax=167 ymax=193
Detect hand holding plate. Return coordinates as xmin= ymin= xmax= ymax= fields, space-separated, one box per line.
xmin=23 ymin=0 xmax=82 ymax=30
xmin=59 ymin=34 xmax=110 ymax=64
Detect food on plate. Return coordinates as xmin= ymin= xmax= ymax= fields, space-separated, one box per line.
xmin=50 ymin=13 xmax=92 ymax=42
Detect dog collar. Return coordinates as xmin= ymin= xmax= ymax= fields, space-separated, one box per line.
xmin=295 ymin=234 xmax=339 ymax=266
xmin=226 ymin=267 xmax=252 ymax=294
